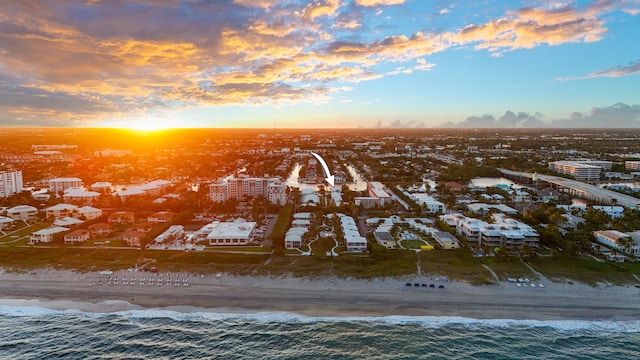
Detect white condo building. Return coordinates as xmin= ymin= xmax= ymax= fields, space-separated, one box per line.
xmin=411 ymin=193 xmax=447 ymax=214
xmin=49 ymin=177 xmax=83 ymax=194
xmin=441 ymin=213 xmax=539 ymax=251
xmin=594 ymin=230 xmax=640 ymax=259
xmin=209 ymin=176 xmax=286 ymax=205
xmin=0 ymin=170 xmax=23 ymax=197
xmin=194 ymin=219 xmax=256 ymax=246
xmin=548 ymin=160 xmax=612 ymax=182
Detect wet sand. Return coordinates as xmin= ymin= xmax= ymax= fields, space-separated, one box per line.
xmin=1 ymin=269 xmax=639 ymax=320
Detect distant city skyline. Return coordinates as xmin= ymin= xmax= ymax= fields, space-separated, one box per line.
xmin=0 ymin=0 xmax=639 ymax=129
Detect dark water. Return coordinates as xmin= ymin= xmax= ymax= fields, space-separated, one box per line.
xmin=1 ymin=307 xmax=639 ymax=359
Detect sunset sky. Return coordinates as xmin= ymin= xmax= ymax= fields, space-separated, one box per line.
xmin=0 ymin=0 xmax=639 ymax=129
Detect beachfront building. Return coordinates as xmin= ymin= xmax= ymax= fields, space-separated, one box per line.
xmin=442 ymin=213 xmax=539 ymax=252
xmin=0 ymin=170 xmax=23 ymax=198
xmin=7 ymin=205 xmax=38 ymax=221
xmin=337 ymin=214 xmax=367 ymax=252
xmin=432 ymin=231 xmax=461 ymax=249
xmin=153 ymin=225 xmax=184 ymax=244
xmin=88 ymin=223 xmax=112 ymax=237
xmin=49 ymin=177 xmax=83 ymax=194
xmin=29 ymin=226 xmax=68 ymax=243
xmin=122 ymin=231 xmax=144 ymax=247
xmin=209 ymin=176 xmax=286 ymax=205
xmin=194 ymin=219 xmax=257 ymax=246
xmin=64 ymin=229 xmax=90 ymax=245
xmin=285 ymin=227 xmax=307 ymax=250
xmin=593 ymin=230 xmax=640 ymax=258
xmin=44 ymin=203 xmax=78 ymax=219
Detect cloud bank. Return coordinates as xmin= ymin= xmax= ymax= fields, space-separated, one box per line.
xmin=0 ymin=0 xmax=636 ymax=126
xmin=441 ymin=103 xmax=640 ymax=128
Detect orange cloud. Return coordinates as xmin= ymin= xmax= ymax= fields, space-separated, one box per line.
xmin=233 ymin=0 xmax=279 ymax=9
xmin=446 ymin=3 xmax=610 ymax=53
xmin=355 ymin=0 xmax=405 ymax=6
xmin=0 ymin=0 xmax=631 ymax=126
xmin=302 ymin=0 xmax=342 ymax=21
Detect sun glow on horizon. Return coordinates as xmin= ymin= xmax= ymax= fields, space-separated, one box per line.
xmin=104 ymin=116 xmax=182 ymax=131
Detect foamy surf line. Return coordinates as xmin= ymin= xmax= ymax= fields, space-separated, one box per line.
xmin=1 ymin=299 xmax=639 ymax=333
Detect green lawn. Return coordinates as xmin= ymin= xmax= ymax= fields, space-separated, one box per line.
xmin=256 ymin=242 xmax=419 ymax=279
xmin=0 ymin=222 xmax=53 ymax=243
xmin=398 ymin=239 xmax=428 ymax=250
xmin=479 ymin=256 xmax=537 ymax=281
xmin=420 ymin=248 xmax=494 ymax=285
xmin=309 ymin=236 xmax=337 ymax=258
xmin=529 ymin=255 xmax=640 ymax=285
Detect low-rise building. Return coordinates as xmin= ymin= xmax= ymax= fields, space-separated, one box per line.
xmin=337 ymin=214 xmax=367 ymax=252
xmin=284 ymin=227 xmax=307 ymax=250
xmin=54 ymin=217 xmax=84 ymax=227
xmin=354 ymin=196 xmax=381 ymax=209
xmin=442 ymin=213 xmax=539 ymax=251
xmin=64 ymin=229 xmax=90 ymax=244
xmin=367 ymin=182 xmax=393 ymax=205
xmin=411 ymin=194 xmax=446 ymax=214
xmin=153 ymin=225 xmax=184 ymax=244
xmin=88 ymin=223 xmax=112 ymax=237
xmin=44 ymin=203 xmax=78 ymax=219
xmin=76 ymin=206 xmax=103 ymax=220
xmin=7 ymin=205 xmax=38 ymax=221
xmin=537 ymin=188 xmax=561 ymax=203
xmin=29 ymin=226 xmax=68 ymax=243
xmin=108 ymin=211 xmax=135 ymax=224
xmin=63 ymin=187 xmax=100 ymax=205
xmin=147 ymin=211 xmax=175 ymax=224
xmin=0 ymin=216 xmax=14 ymax=230
xmin=432 ymin=230 xmax=461 ymax=249
xmin=122 ymin=230 xmax=145 ymax=247
xmin=594 ymin=230 xmax=640 ymax=258
xmin=467 ymin=203 xmax=518 ymax=216
xmin=195 ymin=219 xmax=257 ymax=246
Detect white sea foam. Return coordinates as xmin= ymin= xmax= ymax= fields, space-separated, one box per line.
xmin=1 ymin=301 xmax=639 ymax=333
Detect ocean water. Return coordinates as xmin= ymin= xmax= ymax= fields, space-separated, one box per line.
xmin=0 ymin=306 xmax=639 ymax=359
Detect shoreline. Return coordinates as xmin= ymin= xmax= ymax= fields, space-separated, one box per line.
xmin=1 ymin=269 xmax=639 ymax=321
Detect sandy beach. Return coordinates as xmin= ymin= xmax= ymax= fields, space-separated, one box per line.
xmin=1 ymin=268 xmax=639 ymax=320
